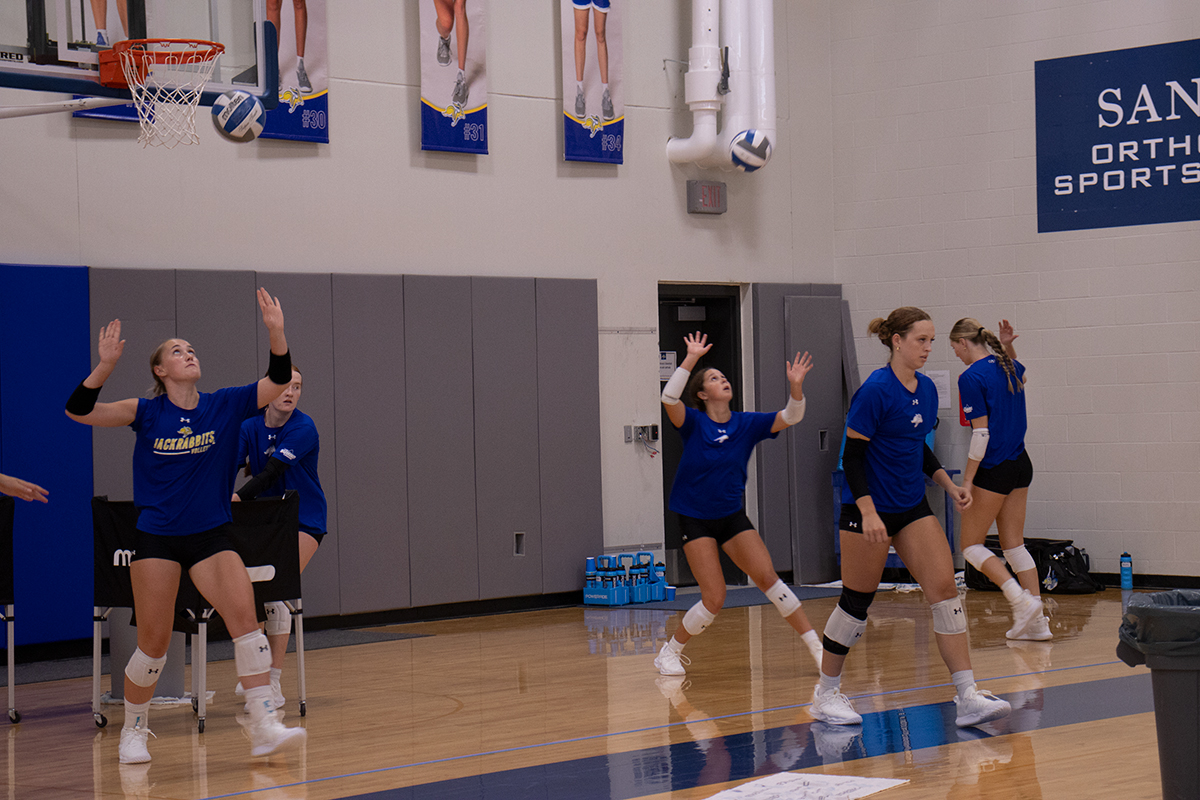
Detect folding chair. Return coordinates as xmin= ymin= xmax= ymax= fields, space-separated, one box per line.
xmin=0 ymin=497 xmax=17 ymax=723
xmin=91 ymin=495 xmax=305 ymax=731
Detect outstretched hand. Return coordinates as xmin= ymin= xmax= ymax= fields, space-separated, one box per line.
xmin=0 ymin=474 xmax=48 ymax=503
xmin=97 ymin=320 xmax=125 ymax=366
xmin=786 ymin=351 xmax=814 ymax=385
xmin=683 ymin=331 xmax=712 ymax=360
xmin=998 ymin=319 xmax=1018 ymax=347
xmin=257 ymin=288 xmax=284 ymax=333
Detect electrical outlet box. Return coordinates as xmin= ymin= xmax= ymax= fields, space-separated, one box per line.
xmin=634 ymin=425 xmax=657 ymax=442
xmin=623 ymin=425 xmax=632 ymax=443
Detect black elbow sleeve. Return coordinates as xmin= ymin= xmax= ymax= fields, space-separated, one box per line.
xmin=66 ymin=382 xmax=102 ymax=416
xmin=922 ymin=444 xmax=943 ymax=478
xmin=267 ymin=349 xmax=292 ymax=385
xmin=842 ymin=437 xmax=871 ymax=499
xmin=235 ymin=458 xmax=290 ymax=501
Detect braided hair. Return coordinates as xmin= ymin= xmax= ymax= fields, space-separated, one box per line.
xmin=867 ymin=307 xmax=932 ymax=360
xmin=950 ymin=317 xmax=1023 ymax=394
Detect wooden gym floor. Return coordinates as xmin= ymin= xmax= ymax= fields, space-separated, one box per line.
xmin=1 ymin=586 xmax=1164 ymax=799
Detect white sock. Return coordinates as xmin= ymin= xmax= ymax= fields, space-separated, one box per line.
xmin=97 ymin=28 xmax=108 ymax=41
xmin=1001 ymin=579 xmax=1023 ymax=604
xmin=296 ymin=56 xmax=305 ymax=67
xmin=269 ymin=666 xmax=282 ymax=683
xmin=124 ymin=699 xmax=150 ymax=729
xmin=457 ymin=68 xmax=465 ymax=80
xmin=801 ymin=629 xmax=820 ymax=648
xmin=602 ymin=82 xmax=609 ymax=92
xmin=576 ymin=80 xmax=584 ymax=92
xmin=951 ymin=670 xmax=975 ymax=697
xmin=666 ymin=636 xmax=685 ymax=654
xmin=243 ymin=684 xmax=275 ymax=723
xmin=818 ymin=672 xmax=841 ymax=693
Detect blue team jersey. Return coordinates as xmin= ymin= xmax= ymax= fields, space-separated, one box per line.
xmin=238 ymin=409 xmax=328 ymax=535
xmin=131 ymin=383 xmax=260 ymax=535
xmin=668 ymin=406 xmax=779 ymax=519
xmin=842 ymin=365 xmax=937 ymax=513
xmin=958 ymin=357 xmax=1027 ymax=468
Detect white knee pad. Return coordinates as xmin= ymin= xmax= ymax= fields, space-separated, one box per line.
xmin=822 ymin=606 xmax=867 ymax=650
xmin=765 ymin=579 xmax=802 ymax=619
xmin=682 ymin=601 xmax=717 ymax=636
xmin=931 ymin=597 xmax=967 ymax=635
xmin=963 ymin=544 xmax=998 ymax=572
xmin=125 ymin=647 xmax=167 ymax=688
xmin=1003 ymin=545 xmax=1036 ymax=574
xmin=264 ymin=601 xmax=292 ymax=636
xmin=233 ymin=631 xmax=273 ymax=678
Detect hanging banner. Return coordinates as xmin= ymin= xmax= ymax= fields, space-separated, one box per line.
xmin=263 ymin=0 xmax=330 ymax=143
xmin=420 ymin=0 xmax=488 ymax=154
xmin=1035 ymin=38 xmax=1200 ymax=232
xmin=561 ymin=0 xmax=623 ymax=163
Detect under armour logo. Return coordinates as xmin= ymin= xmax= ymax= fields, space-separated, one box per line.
xmin=911 ymin=413 xmax=924 ymax=427
xmin=259 ymin=645 xmax=270 ymax=653
xmin=953 ymin=607 xmax=963 ymax=615
xmin=147 ymin=667 xmax=159 ymax=675
xmin=912 ymin=399 xmax=919 ymax=405
xmin=180 ymin=417 xmax=191 ymax=423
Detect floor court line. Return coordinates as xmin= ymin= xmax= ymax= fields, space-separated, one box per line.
xmin=200 ymin=659 xmax=1138 ymax=800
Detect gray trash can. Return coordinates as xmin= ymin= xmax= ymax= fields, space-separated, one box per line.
xmin=1117 ymin=589 xmax=1200 ymax=800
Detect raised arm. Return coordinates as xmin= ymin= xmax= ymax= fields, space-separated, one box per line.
xmin=255 ymin=287 xmax=292 ymax=408
xmin=660 ymin=332 xmax=711 ymax=428
xmin=998 ymin=319 xmax=1018 ymax=361
xmin=770 ymin=350 xmax=813 ymax=433
xmin=0 ymin=473 xmax=49 ymax=503
xmin=65 ymin=319 xmax=139 ymax=428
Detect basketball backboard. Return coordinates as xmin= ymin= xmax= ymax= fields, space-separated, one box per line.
xmin=0 ymin=0 xmax=276 ymax=107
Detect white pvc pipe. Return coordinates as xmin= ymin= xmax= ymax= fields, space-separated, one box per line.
xmin=712 ymin=0 xmax=751 ymax=169
xmin=748 ymin=0 xmax=777 ymax=155
xmin=666 ymin=1 xmax=723 ymax=164
xmin=0 ymin=96 xmax=129 ymax=120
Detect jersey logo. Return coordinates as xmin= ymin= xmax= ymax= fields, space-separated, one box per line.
xmin=180 ymin=417 xmax=191 ymax=423
xmin=279 ymin=448 xmax=297 ymax=460
xmin=963 ymin=405 xmax=973 ymax=413
xmin=911 ymin=413 xmax=923 ymax=427
xmin=713 ymin=428 xmax=729 ymax=444
xmin=913 ymin=399 xmax=919 ymax=405
xmin=178 ymin=426 xmax=193 ymax=436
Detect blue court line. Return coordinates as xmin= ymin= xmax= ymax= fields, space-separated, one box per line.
xmin=199 ymin=659 xmax=1136 ymax=800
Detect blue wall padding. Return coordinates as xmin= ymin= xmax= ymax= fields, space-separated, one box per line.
xmin=0 ymin=264 xmax=93 ymax=644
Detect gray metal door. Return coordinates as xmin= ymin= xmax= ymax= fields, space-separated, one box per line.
xmin=784 ymin=296 xmax=844 ymax=583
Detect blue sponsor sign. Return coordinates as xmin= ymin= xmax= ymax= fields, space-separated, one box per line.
xmin=1035 ymin=39 xmax=1200 ymax=232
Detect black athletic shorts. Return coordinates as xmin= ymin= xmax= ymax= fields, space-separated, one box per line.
xmin=973 ymin=449 xmax=1033 ymax=495
xmin=302 ymin=530 xmax=326 ymax=546
xmin=840 ymin=497 xmax=935 ymax=539
xmin=132 ymin=523 xmax=236 ymax=569
xmin=678 ymin=509 xmax=756 ymax=546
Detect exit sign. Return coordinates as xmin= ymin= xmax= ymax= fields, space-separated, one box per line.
xmin=686 ymin=180 xmax=727 ymax=214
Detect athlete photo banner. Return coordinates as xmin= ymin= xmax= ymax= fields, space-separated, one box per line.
xmin=1035 ymin=38 xmax=1200 ymax=232
xmin=562 ymin=0 xmax=623 ymax=163
xmin=262 ymin=0 xmax=330 ymax=143
xmin=420 ymin=0 xmax=488 ymax=154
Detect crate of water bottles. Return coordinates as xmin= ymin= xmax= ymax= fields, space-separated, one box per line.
xmin=583 ymin=551 xmax=671 ymax=606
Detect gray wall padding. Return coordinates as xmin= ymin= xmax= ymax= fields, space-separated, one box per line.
xmin=404 ymin=275 xmax=480 ymax=607
xmin=536 ymin=278 xmax=603 ymax=593
xmin=331 ymin=274 xmax=409 ymax=614
xmin=472 ymin=277 xmax=544 ymax=599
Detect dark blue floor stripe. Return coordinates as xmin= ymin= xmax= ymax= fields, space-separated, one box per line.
xmin=328 ymin=673 xmax=1153 ymax=800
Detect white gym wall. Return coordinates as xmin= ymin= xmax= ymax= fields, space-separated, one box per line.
xmin=0 ymin=1 xmax=1195 ymax=577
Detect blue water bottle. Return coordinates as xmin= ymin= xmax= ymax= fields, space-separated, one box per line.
xmin=1120 ymin=552 xmax=1133 ymax=590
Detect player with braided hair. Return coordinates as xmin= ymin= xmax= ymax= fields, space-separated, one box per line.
xmin=950 ymin=318 xmax=1048 ymax=641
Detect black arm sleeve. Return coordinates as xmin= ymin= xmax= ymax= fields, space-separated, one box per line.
xmin=842 ymin=437 xmax=871 ymax=500
xmin=235 ymin=458 xmax=290 ymax=501
xmin=922 ymin=444 xmax=943 ymax=478
xmin=267 ymin=349 xmax=292 ymax=385
xmin=66 ymin=382 xmax=102 ymax=415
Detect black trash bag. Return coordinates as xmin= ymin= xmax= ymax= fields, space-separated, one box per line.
xmin=1117 ymin=590 xmax=1200 ymax=666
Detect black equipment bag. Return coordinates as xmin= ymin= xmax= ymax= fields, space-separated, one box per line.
xmin=964 ymin=534 xmax=1104 ymax=594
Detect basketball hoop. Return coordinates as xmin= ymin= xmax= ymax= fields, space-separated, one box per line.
xmin=100 ymin=39 xmax=224 ymax=148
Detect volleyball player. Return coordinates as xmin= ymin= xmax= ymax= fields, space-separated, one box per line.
xmin=655 ymin=332 xmax=824 ymax=677
xmin=65 ymin=288 xmax=306 ymax=763
xmin=811 ymin=307 xmax=1011 ymax=728
xmin=951 ymin=318 xmax=1048 ymax=640
xmin=232 ymin=365 xmax=327 ymax=708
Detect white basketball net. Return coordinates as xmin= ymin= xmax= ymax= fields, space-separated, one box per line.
xmin=118 ymin=40 xmax=223 ymax=148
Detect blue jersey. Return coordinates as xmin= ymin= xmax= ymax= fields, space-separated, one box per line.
xmin=958 ymin=357 xmax=1027 ymax=468
xmin=238 ymin=409 xmax=328 ymax=535
xmin=131 ymin=383 xmax=259 ymax=535
xmin=842 ymin=366 xmax=937 ymax=513
xmin=669 ymin=406 xmax=779 ymax=519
